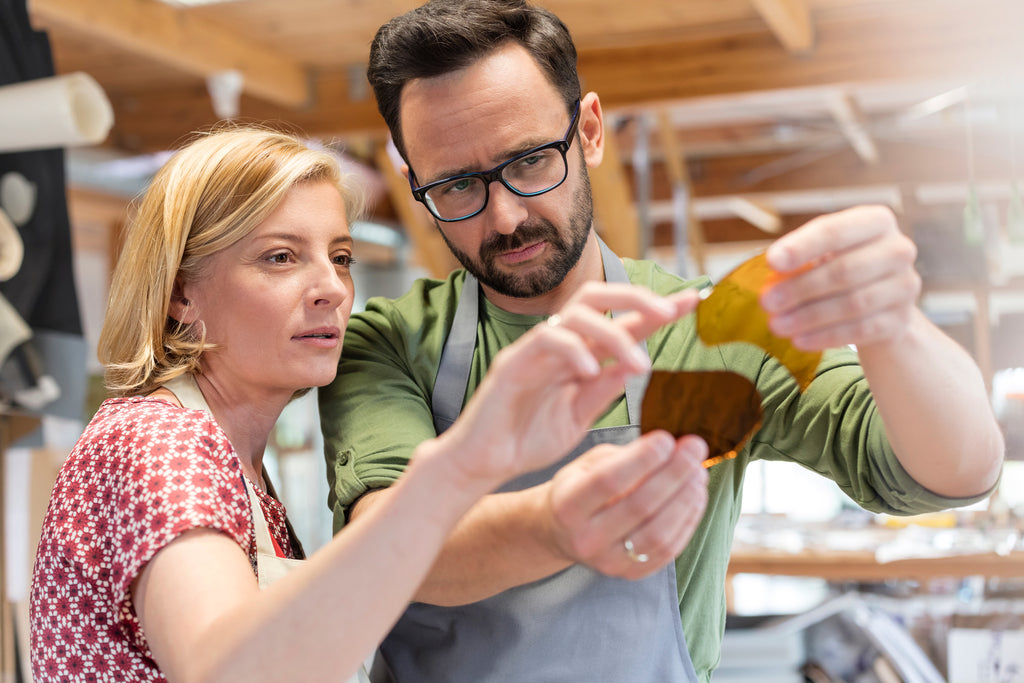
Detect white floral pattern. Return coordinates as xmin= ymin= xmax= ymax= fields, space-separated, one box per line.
xmin=30 ymin=396 xmax=294 ymax=682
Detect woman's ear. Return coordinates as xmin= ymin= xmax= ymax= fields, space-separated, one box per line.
xmin=168 ymin=279 xmax=197 ymax=324
xmin=578 ymin=91 xmax=605 ymax=169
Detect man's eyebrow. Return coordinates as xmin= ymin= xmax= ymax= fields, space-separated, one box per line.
xmin=424 ymin=137 xmax=553 ymax=184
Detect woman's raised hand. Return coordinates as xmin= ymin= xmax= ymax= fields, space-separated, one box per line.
xmin=436 ymin=281 xmax=699 ymax=489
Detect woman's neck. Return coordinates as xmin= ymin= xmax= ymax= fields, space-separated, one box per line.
xmin=156 ymin=376 xmax=288 ymax=491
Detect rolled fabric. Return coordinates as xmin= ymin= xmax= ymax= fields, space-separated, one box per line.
xmin=0 ymin=171 xmax=36 ymax=226
xmin=0 ymin=207 xmax=24 ymax=282
xmin=0 ymin=291 xmax=31 ymax=372
xmin=0 ymin=72 xmax=114 ymax=152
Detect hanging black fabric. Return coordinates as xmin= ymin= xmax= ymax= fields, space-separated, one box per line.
xmin=0 ymin=0 xmax=86 ymax=419
xmin=0 ymin=0 xmax=84 ymax=336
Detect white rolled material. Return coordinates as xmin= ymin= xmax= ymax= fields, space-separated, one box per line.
xmin=0 ymin=207 xmax=23 ymax=282
xmin=0 ymin=72 xmax=114 ymax=153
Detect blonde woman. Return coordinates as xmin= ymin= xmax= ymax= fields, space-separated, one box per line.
xmin=29 ymin=127 xmax=705 ymax=682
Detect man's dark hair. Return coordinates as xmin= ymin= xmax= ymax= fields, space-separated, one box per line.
xmin=367 ymin=0 xmax=582 ymax=161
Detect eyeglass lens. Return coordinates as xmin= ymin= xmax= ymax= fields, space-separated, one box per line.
xmin=423 ymin=147 xmax=567 ymax=221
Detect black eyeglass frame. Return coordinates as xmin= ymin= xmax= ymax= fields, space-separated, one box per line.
xmin=408 ymin=100 xmax=582 ymax=223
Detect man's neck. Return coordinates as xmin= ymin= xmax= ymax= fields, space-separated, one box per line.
xmin=479 ymin=231 xmax=607 ymax=316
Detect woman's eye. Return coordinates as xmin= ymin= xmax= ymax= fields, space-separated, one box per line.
xmin=333 ymin=254 xmax=357 ymax=267
xmin=269 ymin=252 xmax=290 ymax=264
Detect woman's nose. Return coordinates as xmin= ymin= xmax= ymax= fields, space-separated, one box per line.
xmin=311 ymin=260 xmax=352 ymax=307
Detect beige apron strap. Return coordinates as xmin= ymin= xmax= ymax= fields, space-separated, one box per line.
xmin=163 ymin=374 xmax=301 ymax=578
xmin=161 ymin=374 xmax=371 ymax=682
xmin=163 ymin=374 xmax=213 ymax=413
xmin=244 ymin=476 xmax=280 ymax=559
xmin=244 ymin=475 xmax=304 ymax=589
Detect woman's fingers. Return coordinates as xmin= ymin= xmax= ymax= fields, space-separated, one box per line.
xmin=459 ymin=280 xmax=702 ymax=483
xmin=544 ymin=304 xmax=649 ymax=374
xmin=539 ymin=283 xmax=699 ymax=374
xmin=609 ymin=289 xmax=701 ymax=343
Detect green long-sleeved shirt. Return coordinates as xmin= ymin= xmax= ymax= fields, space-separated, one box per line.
xmin=319 ymin=257 xmax=988 ymax=681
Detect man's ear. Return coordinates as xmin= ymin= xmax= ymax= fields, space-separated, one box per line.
xmin=578 ymin=91 xmax=605 ymax=168
xmin=168 ymin=278 xmax=197 ymax=324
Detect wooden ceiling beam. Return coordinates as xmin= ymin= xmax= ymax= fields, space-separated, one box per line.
xmin=724 ymin=196 xmax=782 ymax=234
xmin=373 ymin=143 xmax=458 ymax=280
xmin=589 ymin=115 xmax=642 ymax=259
xmin=683 ymin=185 xmax=903 ymax=223
xmin=87 ymin=0 xmax=1024 ymax=150
xmin=104 ymin=70 xmax=384 ymax=152
xmin=682 ymin=136 xmax=1009 ymax=197
xmin=654 ymin=109 xmax=706 ymax=272
xmin=28 ymin=0 xmax=311 ymax=108
xmin=824 ymin=92 xmax=879 ymax=165
xmin=581 ymin=0 xmax=1023 ymax=108
xmin=749 ymin=0 xmax=815 ymax=54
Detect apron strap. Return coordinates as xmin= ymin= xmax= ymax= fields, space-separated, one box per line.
xmin=597 ymin=237 xmax=648 ymax=425
xmin=244 ymin=477 xmax=281 ymax=558
xmin=161 ymin=374 xmax=300 ymax=558
xmin=431 ymin=274 xmax=479 ymax=433
xmin=431 ymin=234 xmax=647 ymax=433
xmin=163 ymin=374 xmax=211 ymax=413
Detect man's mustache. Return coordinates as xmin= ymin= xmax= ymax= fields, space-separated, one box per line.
xmin=480 ymin=222 xmax=560 ymax=261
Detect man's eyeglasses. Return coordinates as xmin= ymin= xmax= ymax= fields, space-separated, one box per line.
xmin=408 ymin=101 xmax=581 ymax=223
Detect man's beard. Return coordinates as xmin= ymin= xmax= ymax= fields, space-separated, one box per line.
xmin=437 ymin=171 xmax=593 ymax=299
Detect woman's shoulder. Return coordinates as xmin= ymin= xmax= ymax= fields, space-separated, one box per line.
xmin=79 ymin=396 xmax=234 ymax=468
xmin=91 ymin=394 xmax=218 ymax=429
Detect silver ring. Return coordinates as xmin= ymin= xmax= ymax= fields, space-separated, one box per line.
xmin=623 ymin=538 xmax=649 ymax=563
xmin=546 ymin=313 xmax=563 ymax=328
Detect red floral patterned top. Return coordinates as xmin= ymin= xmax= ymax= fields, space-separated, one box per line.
xmin=30 ymin=396 xmax=295 ymax=682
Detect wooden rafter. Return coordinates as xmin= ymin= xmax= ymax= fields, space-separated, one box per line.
xmin=749 ymin=0 xmax=815 ymax=54
xmin=373 ymin=143 xmax=458 ymax=280
xmin=28 ymin=0 xmax=311 ymax=108
xmin=825 ymin=92 xmax=880 ymax=165
xmin=655 ymin=109 xmax=707 ymax=273
xmin=581 ymin=2 xmax=1023 ymax=109
xmin=688 ymin=139 xmax=989 ymax=197
xmin=588 ymin=121 xmax=642 ymax=259
xmin=724 ymin=197 xmax=782 ymax=234
xmin=53 ymin=0 xmax=1023 ymax=152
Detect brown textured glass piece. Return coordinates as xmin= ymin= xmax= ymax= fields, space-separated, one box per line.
xmin=696 ymin=252 xmax=822 ymax=392
xmin=641 ymin=370 xmax=763 ymax=468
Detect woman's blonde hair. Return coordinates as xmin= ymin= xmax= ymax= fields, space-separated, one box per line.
xmin=98 ymin=126 xmax=364 ymax=397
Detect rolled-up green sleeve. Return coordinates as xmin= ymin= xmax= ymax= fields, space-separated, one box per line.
xmin=319 ymin=296 xmax=445 ymax=532
xmin=748 ymin=345 xmax=995 ymax=514
xmin=319 ymin=274 xmax=467 ymax=532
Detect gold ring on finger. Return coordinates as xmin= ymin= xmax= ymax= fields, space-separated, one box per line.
xmin=623 ymin=538 xmax=649 ymax=563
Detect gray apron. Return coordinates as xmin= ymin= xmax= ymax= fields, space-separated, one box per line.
xmin=163 ymin=375 xmax=372 ymax=683
xmin=373 ymin=238 xmax=699 ymax=682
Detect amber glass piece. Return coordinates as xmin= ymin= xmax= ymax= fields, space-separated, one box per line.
xmin=696 ymin=252 xmax=821 ymax=391
xmin=641 ymin=370 xmax=763 ymax=468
